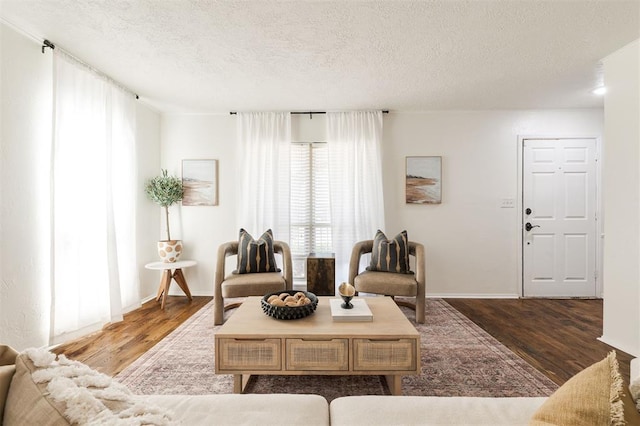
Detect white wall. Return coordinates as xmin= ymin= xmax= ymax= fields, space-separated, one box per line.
xmin=602 ymin=39 xmax=640 ymax=359
xmin=0 ymin=22 xmax=162 ymax=349
xmin=157 ymin=114 xmax=237 ymax=297
xmin=0 ymin=22 xmax=53 ymax=349
xmin=384 ymin=110 xmax=603 ymax=296
xmin=136 ymin=104 xmax=163 ymax=299
xmin=161 ymin=110 xmax=603 ymax=298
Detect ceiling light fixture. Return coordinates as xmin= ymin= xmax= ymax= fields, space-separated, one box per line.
xmin=592 ymin=86 xmax=607 ymax=95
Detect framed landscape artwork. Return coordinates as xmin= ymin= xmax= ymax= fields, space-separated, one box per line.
xmin=406 ymin=156 xmax=442 ymax=204
xmin=182 ymin=159 xmax=218 ymax=206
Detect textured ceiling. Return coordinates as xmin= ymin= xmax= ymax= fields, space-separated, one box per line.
xmin=1 ymin=0 xmax=638 ymax=113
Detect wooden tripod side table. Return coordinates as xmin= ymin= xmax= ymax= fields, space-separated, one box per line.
xmin=145 ymin=260 xmax=196 ymax=309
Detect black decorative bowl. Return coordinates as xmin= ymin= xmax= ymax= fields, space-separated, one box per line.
xmin=261 ymin=290 xmax=318 ymax=320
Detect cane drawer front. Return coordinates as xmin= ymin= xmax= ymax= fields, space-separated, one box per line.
xmin=285 ymin=338 xmax=349 ymax=371
xmin=353 ymin=338 xmax=417 ymax=371
xmin=217 ymin=338 xmax=281 ymax=371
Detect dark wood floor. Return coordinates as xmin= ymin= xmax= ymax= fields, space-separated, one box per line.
xmin=55 ymin=296 xmax=633 ymax=386
xmin=445 ymin=298 xmax=632 ymax=385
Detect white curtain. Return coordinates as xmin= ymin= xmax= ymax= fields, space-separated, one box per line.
xmin=236 ymin=112 xmax=291 ymax=240
xmin=51 ymin=50 xmax=139 ymax=344
xmin=327 ymin=111 xmax=386 ymax=284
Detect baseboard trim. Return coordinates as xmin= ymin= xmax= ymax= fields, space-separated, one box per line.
xmin=428 ymin=293 xmax=520 ymax=299
xmin=162 ymin=291 xmax=214 ymax=297
xmin=597 ymin=335 xmax=638 ymax=358
xmin=598 ymin=335 xmax=636 ymax=356
xmin=150 ymin=292 xmax=522 ymax=299
xmin=141 ymin=294 xmax=156 ymax=303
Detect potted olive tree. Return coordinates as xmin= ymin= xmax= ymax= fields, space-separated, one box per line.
xmin=145 ymin=169 xmax=184 ymax=262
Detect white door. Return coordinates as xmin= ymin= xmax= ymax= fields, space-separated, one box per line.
xmin=523 ymin=138 xmax=597 ymax=297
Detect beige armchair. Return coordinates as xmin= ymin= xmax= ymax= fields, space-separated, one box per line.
xmin=348 ymin=240 xmax=425 ymax=323
xmin=214 ymin=240 xmax=293 ymax=325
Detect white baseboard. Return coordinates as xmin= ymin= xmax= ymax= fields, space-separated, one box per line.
xmin=153 ymin=292 xmax=522 ymax=300
xmin=163 ymin=290 xmax=214 ymax=297
xmin=427 ymin=293 xmax=520 ymax=299
xmin=631 ymin=358 xmax=639 ymax=381
xmin=352 ymin=293 xmax=519 ymax=299
xmin=140 ymin=294 xmax=156 ymax=303
xmin=597 ymin=335 xmax=639 ymax=358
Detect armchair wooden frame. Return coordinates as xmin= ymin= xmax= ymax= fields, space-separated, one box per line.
xmin=348 ymin=240 xmax=425 ymax=324
xmin=214 ymin=240 xmax=292 ymax=325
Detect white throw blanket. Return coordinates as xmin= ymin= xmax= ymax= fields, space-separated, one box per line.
xmin=25 ymin=348 xmax=176 ymax=425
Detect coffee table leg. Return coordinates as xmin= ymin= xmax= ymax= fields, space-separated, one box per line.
xmin=233 ymin=375 xmax=242 ymax=393
xmin=233 ymin=374 xmax=252 ymax=393
xmin=385 ymin=375 xmax=402 ymax=395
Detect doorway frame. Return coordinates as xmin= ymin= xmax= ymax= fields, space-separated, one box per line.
xmin=516 ymin=135 xmax=603 ymax=298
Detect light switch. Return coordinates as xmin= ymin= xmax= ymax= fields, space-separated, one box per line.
xmin=500 ymin=198 xmax=515 ymax=208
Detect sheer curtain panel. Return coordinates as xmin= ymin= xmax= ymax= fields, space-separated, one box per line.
xmin=51 ymin=50 xmax=139 ymax=344
xmin=236 ymin=112 xmax=291 ymax=241
xmin=327 ymin=111 xmax=386 ymax=284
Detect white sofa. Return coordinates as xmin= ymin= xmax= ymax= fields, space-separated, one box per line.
xmin=145 ymin=393 xmax=546 ymax=426
xmin=1 ymin=346 xmax=638 ymax=425
xmin=328 ymin=395 xmax=547 ymax=426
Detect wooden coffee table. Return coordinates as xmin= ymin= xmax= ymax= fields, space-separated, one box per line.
xmin=215 ymin=296 xmax=420 ymax=395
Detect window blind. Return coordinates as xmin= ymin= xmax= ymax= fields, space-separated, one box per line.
xmin=290 ymin=142 xmax=332 ymax=283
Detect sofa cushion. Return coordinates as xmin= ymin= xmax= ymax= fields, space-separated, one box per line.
xmin=146 ymin=393 xmax=330 ymax=426
xmin=235 ymin=228 xmax=280 ymax=274
xmin=0 ymin=345 xmax=18 ymax=423
xmin=4 ymin=353 xmax=70 ymax=425
xmin=529 ymin=351 xmax=625 ymax=426
xmin=353 ymin=270 xmax=417 ymax=296
xmin=330 ymin=395 xmax=547 ymax=425
xmin=0 ymin=346 xmax=18 ymax=367
xmin=0 ymin=366 xmax=16 ymax=423
xmin=367 ymin=230 xmax=411 ymax=274
xmin=3 ymin=348 xmax=173 ymax=425
xmin=221 ymin=271 xmax=285 ymax=297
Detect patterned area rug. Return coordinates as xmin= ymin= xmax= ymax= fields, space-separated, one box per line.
xmin=115 ymin=299 xmax=557 ymax=401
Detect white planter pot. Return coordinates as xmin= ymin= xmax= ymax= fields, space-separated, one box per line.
xmin=157 ymin=240 xmax=183 ymax=263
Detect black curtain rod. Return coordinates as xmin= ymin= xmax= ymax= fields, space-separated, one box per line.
xmin=41 ymin=39 xmax=55 ymax=53
xmin=230 ymin=110 xmax=389 ymax=116
xmin=41 ymin=39 xmax=139 ymax=100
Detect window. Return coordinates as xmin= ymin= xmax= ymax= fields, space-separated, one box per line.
xmin=290 ymin=142 xmax=332 ymax=286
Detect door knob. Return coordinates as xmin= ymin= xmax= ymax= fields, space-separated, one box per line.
xmin=525 ymin=222 xmax=540 ymax=231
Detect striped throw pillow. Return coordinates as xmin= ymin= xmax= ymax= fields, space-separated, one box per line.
xmin=236 ymin=228 xmax=280 ymax=274
xmin=366 ymin=230 xmax=411 ymax=273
